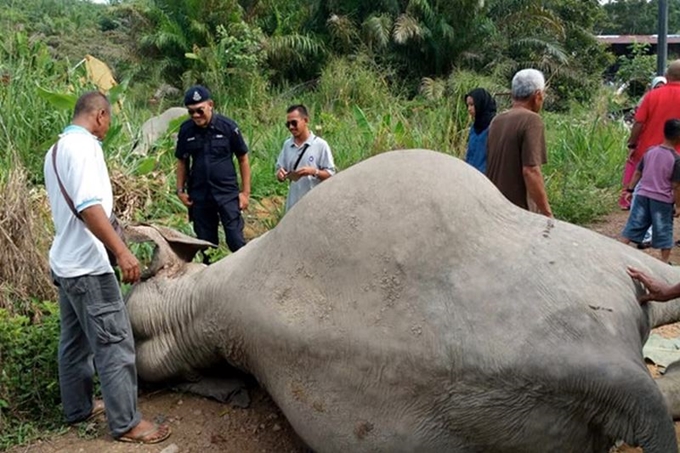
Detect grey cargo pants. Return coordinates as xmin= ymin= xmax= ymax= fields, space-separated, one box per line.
xmin=53 ymin=271 xmax=141 ymax=438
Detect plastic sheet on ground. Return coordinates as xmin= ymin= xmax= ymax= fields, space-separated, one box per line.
xmin=643 ymin=333 xmax=680 ymax=372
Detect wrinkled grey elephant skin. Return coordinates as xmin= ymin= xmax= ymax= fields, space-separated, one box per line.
xmin=126 ymin=149 xmax=680 ymax=453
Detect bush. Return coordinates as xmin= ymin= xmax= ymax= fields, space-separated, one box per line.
xmin=616 ymin=43 xmax=657 ymax=101
xmin=544 ymin=111 xmax=625 ymax=224
xmin=0 ymin=302 xmax=62 ymax=449
xmin=315 ymin=56 xmax=394 ymax=113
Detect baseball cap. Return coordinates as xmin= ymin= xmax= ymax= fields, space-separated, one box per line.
xmin=184 ymin=85 xmax=211 ymax=106
xmin=652 ymin=76 xmax=667 ymax=89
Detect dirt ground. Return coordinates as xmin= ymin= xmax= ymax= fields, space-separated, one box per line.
xmin=8 ymin=387 xmax=307 ymax=453
xmin=9 ymin=207 xmax=680 ymax=453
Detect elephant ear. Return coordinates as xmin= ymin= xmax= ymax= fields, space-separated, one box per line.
xmin=125 ymin=223 xmax=216 ymax=278
xmin=146 ymin=224 xmax=216 ymax=262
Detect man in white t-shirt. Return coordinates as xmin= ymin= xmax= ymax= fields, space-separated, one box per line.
xmin=275 ymin=104 xmax=336 ymax=212
xmin=44 ymin=92 xmax=170 ymax=445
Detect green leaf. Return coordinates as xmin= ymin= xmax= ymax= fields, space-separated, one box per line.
xmin=108 ymin=80 xmax=129 ymax=105
xmin=352 ymin=105 xmax=373 ymax=135
xmin=168 ymin=115 xmax=188 ymax=132
xmin=103 ymin=123 xmax=123 ymax=146
xmin=395 ymin=120 xmax=405 ymax=138
xmin=185 ymin=52 xmax=199 ymax=60
xmin=381 ymin=114 xmax=391 ymax=129
xmin=36 ymin=87 xmax=77 ymax=111
xmin=135 ymin=157 xmax=156 ymax=176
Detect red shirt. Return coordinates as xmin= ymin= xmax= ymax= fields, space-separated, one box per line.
xmin=633 ymin=81 xmax=680 ymax=161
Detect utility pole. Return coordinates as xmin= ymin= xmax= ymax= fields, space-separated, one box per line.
xmin=658 ymin=0 xmax=668 ymax=75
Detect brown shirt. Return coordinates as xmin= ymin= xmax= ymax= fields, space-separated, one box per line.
xmin=486 ymin=108 xmax=547 ymax=210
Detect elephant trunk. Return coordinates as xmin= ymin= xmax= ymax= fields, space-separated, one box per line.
xmin=126 ymin=266 xmax=221 ymax=382
xmin=647 ymin=298 xmax=680 ymax=330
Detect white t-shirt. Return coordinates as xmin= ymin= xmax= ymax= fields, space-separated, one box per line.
xmin=275 ymin=133 xmax=336 ymax=211
xmin=44 ymin=125 xmax=114 ymax=277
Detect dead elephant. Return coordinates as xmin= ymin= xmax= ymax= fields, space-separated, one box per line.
xmin=125 ymin=149 xmax=680 ymax=453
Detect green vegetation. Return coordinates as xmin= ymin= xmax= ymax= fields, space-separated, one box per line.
xmin=599 ymin=0 xmax=680 ymax=35
xmin=0 ymin=303 xmax=62 ymax=450
xmin=0 ymin=0 xmax=636 ymax=447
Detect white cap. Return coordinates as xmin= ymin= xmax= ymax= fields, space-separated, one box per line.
xmin=652 ymin=76 xmax=667 ymax=89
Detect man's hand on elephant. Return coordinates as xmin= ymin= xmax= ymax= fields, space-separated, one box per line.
xmin=627 ymin=266 xmax=673 ymax=303
xmin=239 ymin=192 xmax=250 ymax=211
xmin=117 ymin=249 xmax=141 ymax=284
xmin=178 ymin=192 xmax=193 ymax=207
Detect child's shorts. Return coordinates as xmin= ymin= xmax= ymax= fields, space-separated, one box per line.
xmin=622 ymin=195 xmax=674 ymax=249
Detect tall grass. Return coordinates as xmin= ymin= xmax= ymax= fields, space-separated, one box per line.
xmin=544 ymin=111 xmax=626 ymax=224
xmin=0 ymin=157 xmax=55 ymax=314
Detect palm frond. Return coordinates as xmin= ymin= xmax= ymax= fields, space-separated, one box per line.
xmin=407 ymin=0 xmax=435 ymax=25
xmin=189 ymin=19 xmax=210 ymax=42
xmin=362 ymin=15 xmax=393 ymax=49
xmin=327 ymin=14 xmax=359 ymax=50
xmin=393 ymin=14 xmax=422 ymax=44
xmin=419 ymin=76 xmax=446 ymax=100
xmin=265 ymin=34 xmax=326 ymax=65
xmin=513 ymin=37 xmax=568 ymax=64
xmin=437 ymin=19 xmax=455 ymax=43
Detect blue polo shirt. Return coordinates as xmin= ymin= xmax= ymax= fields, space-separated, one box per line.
xmin=175 ymin=113 xmax=249 ymax=203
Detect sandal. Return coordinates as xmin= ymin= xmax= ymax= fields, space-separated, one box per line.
xmin=86 ymin=399 xmax=106 ymax=421
xmin=117 ymin=423 xmax=171 ymax=444
xmin=69 ymin=399 xmax=105 ymax=425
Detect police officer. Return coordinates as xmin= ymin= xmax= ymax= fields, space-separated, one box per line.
xmin=175 ymin=86 xmax=251 ymax=261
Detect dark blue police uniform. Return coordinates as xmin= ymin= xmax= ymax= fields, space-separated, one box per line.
xmin=175 ymin=113 xmax=248 ymax=253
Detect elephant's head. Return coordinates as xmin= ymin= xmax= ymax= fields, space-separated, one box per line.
xmin=123 ymin=223 xmax=220 ymax=382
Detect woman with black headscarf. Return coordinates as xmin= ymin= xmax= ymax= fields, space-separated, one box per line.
xmin=464 ymin=88 xmax=497 ymax=173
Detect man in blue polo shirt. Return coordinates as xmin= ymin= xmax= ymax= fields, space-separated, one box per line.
xmin=175 ymin=86 xmax=251 ymax=261
xmin=276 ymin=104 xmax=336 ymax=212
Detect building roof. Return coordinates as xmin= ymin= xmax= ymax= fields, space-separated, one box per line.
xmin=596 ymin=34 xmax=680 ymax=45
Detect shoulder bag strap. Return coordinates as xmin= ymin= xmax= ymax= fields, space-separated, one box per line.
xmin=292 ymin=143 xmax=311 ymax=170
xmin=51 ymin=139 xmax=82 ymax=220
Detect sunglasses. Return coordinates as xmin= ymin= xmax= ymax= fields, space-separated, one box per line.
xmin=188 ymin=107 xmax=206 ymax=116
xmin=285 ymin=120 xmax=299 ymax=128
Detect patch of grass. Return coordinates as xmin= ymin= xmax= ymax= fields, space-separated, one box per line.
xmin=544 ymin=112 xmax=626 ymax=224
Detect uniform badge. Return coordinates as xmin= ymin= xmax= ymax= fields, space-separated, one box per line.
xmin=192 ymin=91 xmax=201 ymax=102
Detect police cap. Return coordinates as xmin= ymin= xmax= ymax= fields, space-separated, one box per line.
xmin=184 ymin=85 xmax=212 ymax=106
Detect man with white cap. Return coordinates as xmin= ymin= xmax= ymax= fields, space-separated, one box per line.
xmin=652 ymin=75 xmax=668 ymax=90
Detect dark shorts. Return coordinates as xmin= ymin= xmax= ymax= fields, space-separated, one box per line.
xmin=622 ymin=195 xmax=674 ymax=249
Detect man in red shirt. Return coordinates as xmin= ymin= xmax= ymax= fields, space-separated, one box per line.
xmin=623 ymin=60 xmax=680 ymax=208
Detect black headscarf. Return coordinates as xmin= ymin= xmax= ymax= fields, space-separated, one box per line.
xmin=465 ymin=88 xmax=497 ymax=134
